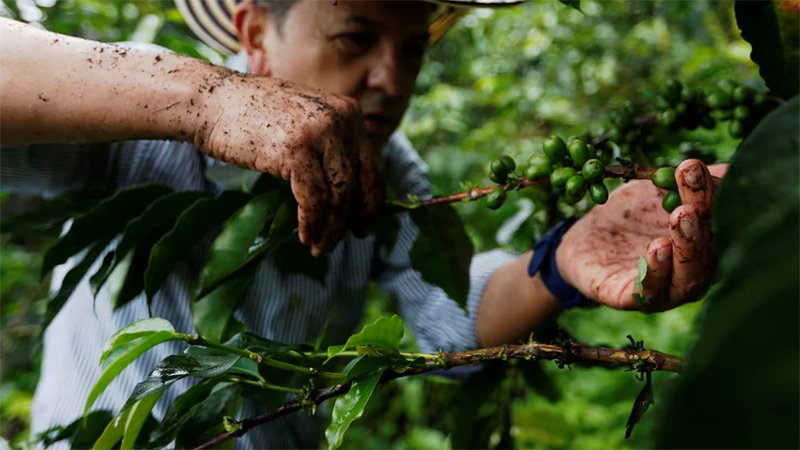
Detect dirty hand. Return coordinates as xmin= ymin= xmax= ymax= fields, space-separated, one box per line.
xmin=194 ymin=73 xmax=381 ymax=257
xmin=555 ymin=159 xmax=727 ymax=312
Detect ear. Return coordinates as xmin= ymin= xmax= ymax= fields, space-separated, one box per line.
xmin=233 ymin=1 xmax=271 ymax=76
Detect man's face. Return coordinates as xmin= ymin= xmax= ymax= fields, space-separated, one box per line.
xmin=243 ymin=0 xmax=432 ymax=149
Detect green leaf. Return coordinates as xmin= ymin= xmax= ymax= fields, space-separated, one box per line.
xmin=183 ymin=346 xmax=243 ymax=378
xmin=327 ymin=315 xmax=404 ymax=361
xmin=93 ymin=392 xmax=162 ymax=450
xmin=119 ymin=393 xmax=161 ymax=450
xmin=149 ymin=380 xmax=219 ymax=448
xmin=624 ymin=372 xmax=654 ymax=439
xmin=144 ymin=190 xmax=251 ymax=301
xmin=659 ymin=206 xmax=799 ymax=448
xmin=632 ymin=256 xmax=649 ymax=304
xmin=518 ymin=360 xmax=561 ymax=403
xmin=557 ymin=0 xmax=581 ymax=12
xmin=325 ymin=370 xmax=383 ymax=450
xmin=448 ymin=364 xmax=507 ymax=449
xmin=121 ymin=347 xmax=240 ymax=411
xmin=266 ymin=198 xmax=328 ymax=285
xmin=342 ymin=354 xmax=391 ymax=384
xmin=225 ymin=332 xmax=312 ymax=357
xmin=89 ymin=191 xmax=212 ymax=296
xmin=713 ymin=96 xmax=800 ymax=253
xmin=734 ymin=1 xmax=799 ymax=99
xmin=86 ymin=330 xmax=181 ymax=415
xmin=228 ymin=357 xmax=264 ymax=382
xmin=191 ymin=270 xmax=255 ymax=342
xmin=199 ymin=189 xmax=287 ymax=297
xmin=175 ymin=383 xmax=241 ymax=448
xmin=101 ymin=318 xmax=176 ymax=361
xmin=41 ymin=184 xmax=173 ymax=278
xmin=0 ymin=188 xmax=107 ymax=234
xmin=409 ymin=205 xmax=474 ymax=309
xmin=42 ymin=236 xmax=113 ymax=330
xmin=39 ymin=410 xmax=113 ymax=448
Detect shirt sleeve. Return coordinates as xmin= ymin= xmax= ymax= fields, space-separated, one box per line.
xmin=374 ymin=132 xmax=519 ymax=353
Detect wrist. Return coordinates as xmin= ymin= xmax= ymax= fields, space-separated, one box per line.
xmin=529 ymin=217 xmax=588 ymax=309
xmin=173 ymin=61 xmax=235 ymax=147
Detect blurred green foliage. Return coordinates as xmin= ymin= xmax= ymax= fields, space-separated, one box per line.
xmin=0 ymin=0 xmax=762 ymax=448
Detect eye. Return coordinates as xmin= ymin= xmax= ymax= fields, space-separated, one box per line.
xmin=335 ymin=31 xmax=377 ymax=55
xmin=403 ymin=39 xmax=428 ymax=63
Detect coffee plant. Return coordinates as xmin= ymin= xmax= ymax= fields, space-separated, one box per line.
xmin=2 ymin=1 xmax=797 ymax=449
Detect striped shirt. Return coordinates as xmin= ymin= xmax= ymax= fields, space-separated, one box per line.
xmin=2 ymin=46 xmax=517 ymax=449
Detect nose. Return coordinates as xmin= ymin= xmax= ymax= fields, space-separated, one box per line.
xmin=366 ymin=44 xmax=414 ymax=99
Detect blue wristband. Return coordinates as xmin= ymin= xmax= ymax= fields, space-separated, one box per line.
xmin=528 ymin=217 xmax=588 ymax=309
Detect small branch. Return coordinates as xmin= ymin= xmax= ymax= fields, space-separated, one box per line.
xmin=190 ymin=341 xmax=683 ymax=450
xmin=183 ymin=335 xmax=345 ymax=381
xmin=390 ymin=164 xmax=658 ymax=213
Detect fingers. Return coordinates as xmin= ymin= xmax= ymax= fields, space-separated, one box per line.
xmin=318 ymin=134 xmax=358 ymax=254
xmin=666 ymin=159 xmax=716 ymax=301
xmin=290 ymin=151 xmax=329 ymax=256
xmin=668 ymin=204 xmax=714 ymax=300
xmin=356 ymin=128 xmax=383 ymax=221
xmin=676 ymin=159 xmax=715 ymax=213
xmin=640 ymin=237 xmax=673 ymax=306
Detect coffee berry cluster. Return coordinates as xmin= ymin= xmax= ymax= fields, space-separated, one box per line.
xmin=486 ymin=136 xmax=610 ymax=210
xmin=656 ymin=78 xmax=773 ymax=139
xmin=487 ymin=136 xmax=684 ymax=213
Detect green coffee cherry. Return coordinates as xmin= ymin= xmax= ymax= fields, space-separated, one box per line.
xmin=733 ymin=105 xmax=750 ymax=120
xmin=582 ymin=159 xmax=605 ymax=183
xmin=486 ymin=189 xmax=506 ymax=210
xmin=589 ymin=183 xmax=609 ymax=205
xmin=597 ymin=147 xmax=613 ymax=165
xmin=490 ymin=159 xmax=506 ymax=175
xmin=732 ymin=86 xmax=751 ymax=104
xmin=753 ymin=93 xmax=768 ymax=108
xmin=525 ymin=155 xmax=552 ymax=180
xmin=658 ymin=110 xmax=678 ymax=127
xmin=551 ymin=167 xmax=577 ymax=188
xmin=490 ymin=157 xmax=513 ymax=177
xmin=543 ymin=136 xmax=568 ymax=162
xmin=700 ymin=115 xmax=716 ymax=129
xmin=728 ymin=120 xmax=745 ymax=138
xmin=710 ymin=109 xmax=733 ymax=121
xmin=565 ymin=175 xmax=586 ymax=197
xmin=489 ymin=170 xmax=507 ymax=184
xmin=499 ymin=155 xmax=516 ymax=172
xmin=662 ymin=191 xmax=682 ymax=213
xmin=717 ymin=78 xmax=738 ymax=95
xmin=568 ymin=139 xmax=590 ymax=168
xmin=562 ymin=193 xmax=583 ymax=206
xmin=680 ymin=87 xmax=701 ymax=103
xmin=653 ymin=167 xmax=678 ymax=191
xmin=707 ymin=92 xmax=732 ymax=110
xmin=655 ymin=96 xmax=671 ymax=110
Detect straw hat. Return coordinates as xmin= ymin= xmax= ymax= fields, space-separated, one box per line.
xmin=174 ymin=0 xmax=525 ymax=55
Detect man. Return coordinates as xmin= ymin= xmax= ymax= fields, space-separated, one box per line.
xmin=0 ymin=0 xmax=723 ymax=447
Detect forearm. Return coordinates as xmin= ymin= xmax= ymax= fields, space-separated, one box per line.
xmin=0 ymin=18 xmax=228 ymax=146
xmin=475 ymin=251 xmax=560 ymax=347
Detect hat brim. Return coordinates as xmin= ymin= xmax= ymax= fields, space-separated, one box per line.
xmin=174 ymin=0 xmax=524 ymax=55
